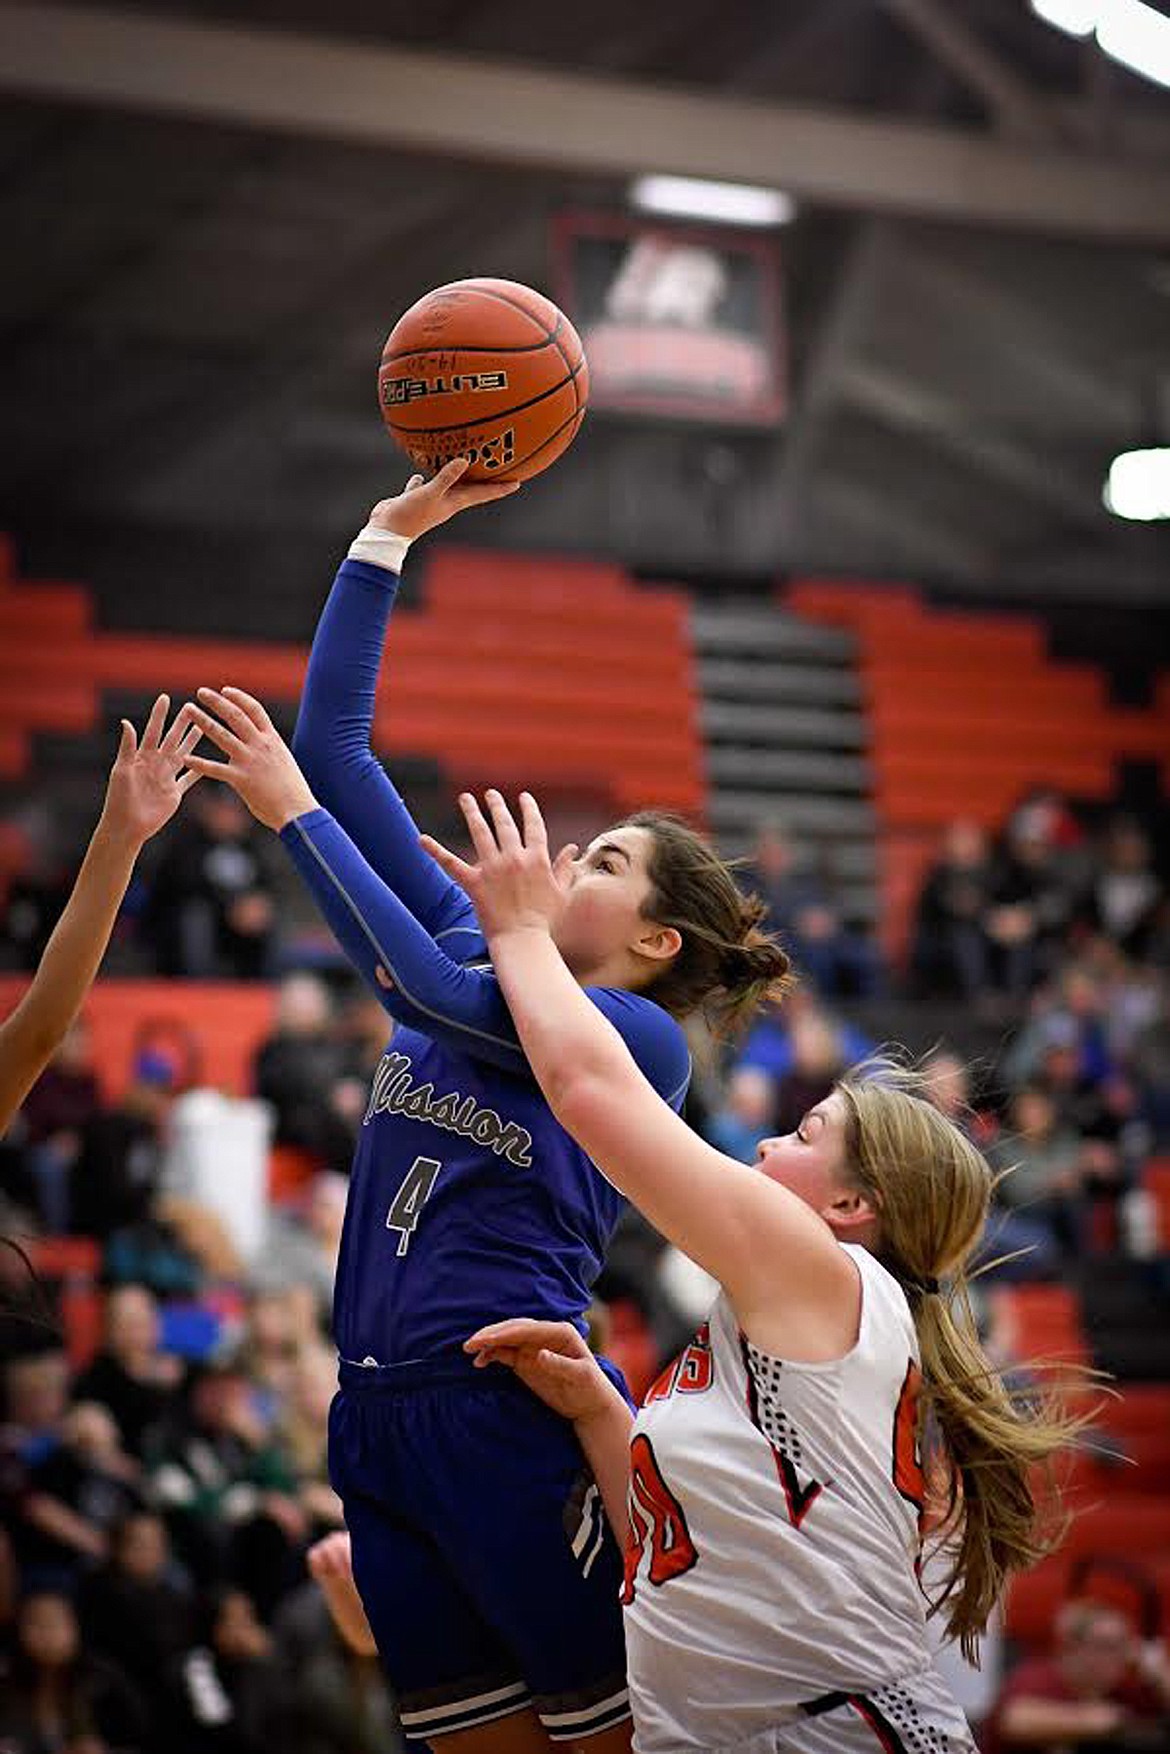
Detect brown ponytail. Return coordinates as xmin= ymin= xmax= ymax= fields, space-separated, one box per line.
xmin=621 ymin=811 xmax=792 ymax=1035
xmin=837 ymin=1062 xmax=1092 ymax=1661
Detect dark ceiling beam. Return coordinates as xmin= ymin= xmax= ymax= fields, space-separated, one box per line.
xmin=878 ymin=0 xmax=1055 ymax=142
xmin=778 ymin=220 xmax=891 ymax=551
xmin=837 ymin=360 xmax=1108 ymax=527
xmin=4 ymin=4 xmax=1170 ymax=240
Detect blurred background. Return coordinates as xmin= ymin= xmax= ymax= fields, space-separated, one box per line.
xmin=1 ymin=2 xmax=1170 ymax=1748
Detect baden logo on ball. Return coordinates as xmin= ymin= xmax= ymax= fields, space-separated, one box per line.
xmin=379 ymin=278 xmax=589 ymax=484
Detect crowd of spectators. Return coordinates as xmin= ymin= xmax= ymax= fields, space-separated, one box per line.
xmin=1 ymin=781 xmax=1169 ymax=1751
xmin=0 ymin=962 xmax=413 ymax=1752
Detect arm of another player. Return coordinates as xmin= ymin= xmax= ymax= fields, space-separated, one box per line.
xmin=291 ymin=461 xmax=518 ymax=946
xmin=0 ymin=699 xmax=200 ymax=1134
xmin=182 ymin=690 xmax=691 ymax=1093
xmin=306 ymin=1531 xmax=378 ymax=1657
xmin=425 ymin=792 xmax=855 ymax=1330
xmin=465 ymin=1318 xmax=633 ymax=1549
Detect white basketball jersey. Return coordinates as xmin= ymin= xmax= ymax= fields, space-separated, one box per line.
xmin=622 ymin=1244 xmax=971 ymax=1754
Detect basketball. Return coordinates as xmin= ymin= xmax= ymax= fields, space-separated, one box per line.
xmin=378 ymin=278 xmax=589 ymax=483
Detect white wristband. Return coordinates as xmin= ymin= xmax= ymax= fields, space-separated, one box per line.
xmin=347 ymin=524 xmax=412 ymax=573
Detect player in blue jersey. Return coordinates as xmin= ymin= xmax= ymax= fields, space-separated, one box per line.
xmin=177 ymin=465 xmax=788 ymax=1753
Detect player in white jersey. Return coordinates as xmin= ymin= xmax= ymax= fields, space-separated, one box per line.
xmin=426 ymin=790 xmax=1078 ymax=1754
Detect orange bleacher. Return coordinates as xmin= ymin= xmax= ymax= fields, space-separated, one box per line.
xmin=784 ymin=580 xmax=1170 ymax=962
xmin=0 ymin=540 xmax=704 ymax=822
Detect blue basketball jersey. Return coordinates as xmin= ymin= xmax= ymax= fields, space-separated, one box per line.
xmin=284 ymin=554 xmax=692 ymax=1366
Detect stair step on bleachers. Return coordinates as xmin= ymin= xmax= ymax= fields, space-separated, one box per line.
xmin=701 ymin=702 xmax=866 ymax=748
xmin=705 ymin=748 xmax=870 ymax=792
xmin=708 ymin=792 xmax=874 ymax=836
xmin=691 ymin=606 xmax=855 ymax=663
xmin=699 ymin=660 xmax=862 ymax=707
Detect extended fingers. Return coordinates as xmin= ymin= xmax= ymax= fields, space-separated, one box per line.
xmin=484 ymin=788 xmax=522 ymax=852
xmin=196 ymin=686 xmax=257 ymax=741
xmin=141 ymin=693 xmax=170 ymax=750
xmin=464 ymin=1318 xmax=580 ymax=1352
xmin=182 ymin=702 xmax=246 ymax=758
xmin=448 ymin=479 xmax=522 ymax=509
xmin=431 ymin=456 xmax=471 ymax=490
xmin=182 ymin=752 xmax=232 ymax=781
xmin=418 ymin=832 xmax=477 ymax=887
xmin=177 ymin=722 xmax=202 ymax=763
xmin=517 ymin=792 xmax=548 ymax=851
xmin=220 ymin=685 xmax=273 ymax=733
xmin=458 ymin=792 xmax=499 ymax=862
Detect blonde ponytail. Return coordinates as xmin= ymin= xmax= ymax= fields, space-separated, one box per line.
xmin=838 ymin=1065 xmax=1091 ymax=1660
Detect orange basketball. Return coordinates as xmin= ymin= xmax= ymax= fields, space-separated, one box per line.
xmin=378 ymin=278 xmax=589 ymax=483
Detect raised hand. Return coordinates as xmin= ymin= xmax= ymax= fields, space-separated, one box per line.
xmin=100 ymin=694 xmax=203 ymax=848
xmin=177 ymin=686 xmax=317 ymax=832
xmin=367 ymin=456 xmax=520 ymax=541
xmin=420 ymin=789 xmax=577 ymax=944
xmin=463 ymin=1318 xmax=613 ymax=1422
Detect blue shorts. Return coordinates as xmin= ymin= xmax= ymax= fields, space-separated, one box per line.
xmin=330 ymin=1354 xmax=631 ymax=1746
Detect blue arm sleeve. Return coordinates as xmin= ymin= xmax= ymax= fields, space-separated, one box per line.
xmin=291 ymin=557 xmax=474 ymax=943
xmin=279 ymin=808 xmax=692 ymax=1104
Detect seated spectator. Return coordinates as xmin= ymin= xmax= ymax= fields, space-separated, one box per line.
xmin=1081 ymin=817 xmax=1164 ymax=960
xmin=274 ymin=1346 xmax=344 ymax=1537
xmin=0 ymin=1588 xmax=147 ymax=1754
xmin=1005 ymin=965 xmax=1114 ymax=1092
xmin=989 ymin=1085 xmax=1085 ymax=1256
xmin=170 ymin=1587 xmax=283 ymax=1754
xmin=735 ymin=988 xmax=874 ymax=1086
xmin=1130 ymin=977 xmax=1170 ymax=1146
xmin=143 ymin=783 xmax=281 ymax=980
xmin=988 ymin=808 xmax=1081 ymax=998
xmin=16 ymin=1400 xmax=142 ymax=1590
xmin=773 ymin=1010 xmax=847 ymax=1137
xmin=15 ymin=1017 xmax=103 ymax=1232
xmin=238 ymin=1291 xmax=304 ymax=1428
xmin=68 ymin=1050 xmax=176 ymax=1240
xmin=912 ymin=820 xmax=997 ymax=1000
xmin=994 ymin=1598 xmax=1170 ymax=1749
xmin=75 ymin=1283 xmax=185 ymax=1458
xmin=1 ymin=1350 xmax=71 ymax=1558
xmin=0 ymin=807 xmax=74 ymax=973
xmin=741 ymin=819 xmax=881 ymax=998
xmin=268 ymin=1531 xmax=408 ymax=1754
xmin=921 ymin=1048 xmax=989 ymax=1137
xmin=80 ymin=1509 xmax=197 ymax=1721
xmin=146 ymin=1360 xmax=304 ymax=1612
xmin=702 ymin=1067 xmax=777 ymax=1163
xmin=253 ymin=974 xmax=354 ymax=1169
xmin=254 ymin=1172 xmax=346 ymax=1322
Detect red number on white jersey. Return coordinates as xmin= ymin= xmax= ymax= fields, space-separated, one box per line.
xmin=644 ymin=1324 xmax=712 ymax=1405
xmin=893 ymin=1360 xmax=926 ymax=1527
xmin=621 ymin=1433 xmax=699 ymax=1603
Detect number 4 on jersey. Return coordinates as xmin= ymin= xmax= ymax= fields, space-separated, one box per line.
xmin=386 ymin=1155 xmax=442 ymax=1256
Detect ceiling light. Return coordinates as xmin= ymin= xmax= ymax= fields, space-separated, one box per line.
xmin=1029 ymin=0 xmax=1099 ymax=33
xmin=1103 ymin=446 xmax=1170 ymax=520
xmin=1096 ymin=0 xmax=1170 ymax=88
xmin=629 ymin=176 xmax=796 ymax=228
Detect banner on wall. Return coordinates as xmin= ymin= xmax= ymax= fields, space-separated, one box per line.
xmin=553 ymin=209 xmax=786 ymax=426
